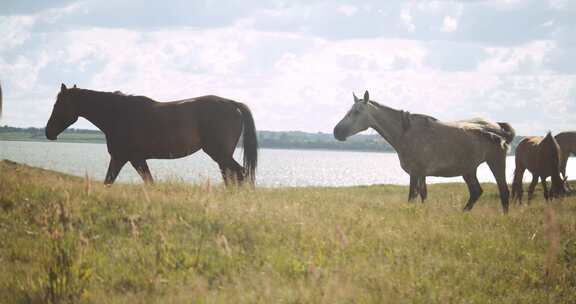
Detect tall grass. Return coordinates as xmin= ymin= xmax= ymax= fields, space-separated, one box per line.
xmin=1 ymin=159 xmax=575 ymax=303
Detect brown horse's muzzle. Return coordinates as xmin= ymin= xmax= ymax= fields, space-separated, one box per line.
xmin=45 ymin=116 xmax=77 ymax=140
xmin=45 ymin=126 xmax=57 ymax=140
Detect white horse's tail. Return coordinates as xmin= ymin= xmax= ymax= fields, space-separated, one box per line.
xmin=497 ymin=122 xmax=515 ymax=144
xmin=466 ymin=121 xmax=515 ymax=152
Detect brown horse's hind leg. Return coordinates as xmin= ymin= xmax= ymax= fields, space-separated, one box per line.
xmin=540 ymin=176 xmax=550 ymax=200
xmin=487 ymin=157 xmax=510 ymax=214
xmin=202 ymin=145 xmax=244 ymax=186
xmin=419 ymin=176 xmax=427 ymax=202
xmin=104 ymin=157 xmax=127 ymax=186
xmin=527 ymin=175 xmax=538 ymax=201
xmin=217 ymin=159 xmax=244 ymax=186
xmin=130 ymin=159 xmax=154 ymax=184
xmin=462 ymin=172 xmax=483 ymax=211
xmin=511 ymin=166 xmax=526 ymax=204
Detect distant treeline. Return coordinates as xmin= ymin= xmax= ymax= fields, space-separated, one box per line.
xmin=0 ymin=125 xmax=523 ymax=153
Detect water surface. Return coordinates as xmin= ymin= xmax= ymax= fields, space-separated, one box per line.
xmin=1 ymin=141 xmax=575 ymax=187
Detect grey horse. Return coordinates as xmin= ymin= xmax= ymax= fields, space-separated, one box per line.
xmin=334 ymin=91 xmax=515 ymax=213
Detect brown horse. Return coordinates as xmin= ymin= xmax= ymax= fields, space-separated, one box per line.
xmin=555 ymin=131 xmax=576 ymax=181
xmin=46 ymin=84 xmax=258 ymax=186
xmin=334 ymin=91 xmax=515 ymax=213
xmin=511 ymin=132 xmax=564 ymax=202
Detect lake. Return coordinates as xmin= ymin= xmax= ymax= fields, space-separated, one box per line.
xmin=1 ymin=141 xmax=575 ymax=187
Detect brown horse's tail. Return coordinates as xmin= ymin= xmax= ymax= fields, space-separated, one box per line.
xmin=542 ymin=131 xmax=565 ymax=198
xmin=236 ymin=102 xmax=258 ymax=184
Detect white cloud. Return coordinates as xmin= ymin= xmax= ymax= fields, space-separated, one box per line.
xmin=400 ymin=8 xmax=415 ymax=32
xmin=40 ymin=2 xmax=85 ymax=24
xmin=0 ymin=15 xmax=35 ymax=50
xmin=547 ymin=0 xmax=576 ymax=10
xmin=336 ymin=4 xmax=358 ymax=16
xmin=441 ymin=16 xmax=458 ymax=33
xmin=477 ymin=40 xmax=556 ymax=74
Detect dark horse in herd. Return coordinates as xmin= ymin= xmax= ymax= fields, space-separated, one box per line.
xmin=511 ymin=132 xmax=565 ymax=202
xmin=46 ymin=84 xmax=257 ymax=186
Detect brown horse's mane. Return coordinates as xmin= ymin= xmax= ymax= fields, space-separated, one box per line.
xmin=70 ymin=88 xmax=157 ymax=105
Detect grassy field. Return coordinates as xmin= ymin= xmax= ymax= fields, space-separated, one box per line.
xmin=1 ymin=160 xmax=575 ymax=303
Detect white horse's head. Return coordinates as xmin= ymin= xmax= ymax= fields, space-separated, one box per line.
xmin=333 ymin=90 xmax=372 ymax=141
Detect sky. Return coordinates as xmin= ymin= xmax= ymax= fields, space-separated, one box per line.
xmin=0 ymin=0 xmax=575 ymax=135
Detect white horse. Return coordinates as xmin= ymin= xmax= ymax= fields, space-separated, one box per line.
xmin=334 ymin=91 xmax=515 ymax=213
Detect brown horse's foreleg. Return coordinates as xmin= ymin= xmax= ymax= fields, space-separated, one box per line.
xmin=540 ymin=176 xmax=550 ymax=200
xmin=419 ymin=176 xmax=427 ymax=202
xmin=527 ymin=175 xmax=538 ymax=201
xmin=130 ymin=159 xmax=154 ymax=184
xmin=487 ymin=157 xmax=510 ymax=214
xmin=462 ymin=172 xmax=483 ymax=211
xmin=104 ymin=157 xmax=127 ymax=186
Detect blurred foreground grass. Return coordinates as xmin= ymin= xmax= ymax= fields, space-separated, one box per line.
xmin=1 ymin=159 xmax=575 ymax=303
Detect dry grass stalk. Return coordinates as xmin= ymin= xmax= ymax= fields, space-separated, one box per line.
xmin=335 ymin=224 xmax=349 ymax=248
xmin=544 ymin=206 xmax=560 ymax=277
xmin=84 ymin=172 xmax=91 ymax=196
xmin=129 ymin=215 xmax=140 ymax=238
xmin=141 ymin=185 xmax=151 ymax=203
xmin=217 ymin=234 xmax=232 ymax=257
xmin=57 ymin=191 xmax=71 ymax=233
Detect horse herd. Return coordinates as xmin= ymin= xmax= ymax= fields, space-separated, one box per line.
xmin=40 ymin=84 xmax=576 ymax=214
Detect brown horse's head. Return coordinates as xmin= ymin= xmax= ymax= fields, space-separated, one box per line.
xmin=333 ymin=91 xmax=372 ymax=141
xmin=46 ymin=83 xmax=79 ymax=140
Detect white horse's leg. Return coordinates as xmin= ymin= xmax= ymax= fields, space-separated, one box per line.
xmin=419 ymin=176 xmax=427 ymax=202
xmin=487 ymin=156 xmax=510 ymax=214
xmin=462 ymin=171 xmax=483 ymax=211
xmin=408 ymin=175 xmax=419 ymax=202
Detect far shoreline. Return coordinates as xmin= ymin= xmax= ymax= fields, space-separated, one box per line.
xmin=0 ymin=138 xmax=396 ymax=154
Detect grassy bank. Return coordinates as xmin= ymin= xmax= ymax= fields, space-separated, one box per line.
xmin=1 ymin=160 xmax=575 ymax=303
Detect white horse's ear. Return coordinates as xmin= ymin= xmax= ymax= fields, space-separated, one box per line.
xmin=353 ymin=92 xmax=360 ymax=103
xmin=363 ymin=90 xmax=369 ymax=103
xmin=61 ymin=83 xmax=67 ymax=91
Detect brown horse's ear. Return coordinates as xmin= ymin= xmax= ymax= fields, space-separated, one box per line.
xmin=73 ymin=84 xmax=77 ymax=88
xmin=61 ymin=83 xmax=67 ymax=91
xmin=353 ymin=92 xmax=360 ymax=103
xmin=363 ymin=90 xmax=369 ymax=103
